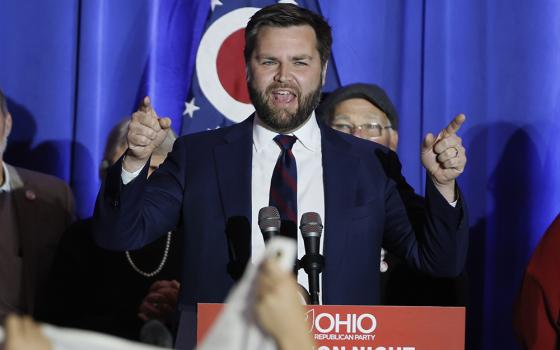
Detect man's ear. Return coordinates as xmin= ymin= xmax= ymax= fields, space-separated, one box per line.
xmin=246 ymin=65 xmax=252 ymax=82
xmin=5 ymin=113 xmax=12 ymax=138
xmin=321 ymin=61 xmax=329 ymax=87
xmin=389 ymin=130 xmax=399 ymax=152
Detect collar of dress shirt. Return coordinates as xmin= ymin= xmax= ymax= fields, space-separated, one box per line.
xmin=0 ymin=162 xmax=11 ymax=192
xmin=253 ymin=112 xmax=321 ymax=153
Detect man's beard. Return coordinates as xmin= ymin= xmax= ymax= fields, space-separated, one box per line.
xmin=248 ymin=80 xmax=322 ymax=133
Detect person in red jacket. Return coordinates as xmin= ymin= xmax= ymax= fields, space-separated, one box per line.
xmin=513 ymin=214 xmax=560 ymax=349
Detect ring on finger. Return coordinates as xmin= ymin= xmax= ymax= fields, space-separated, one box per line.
xmin=451 ymin=147 xmax=459 ymax=158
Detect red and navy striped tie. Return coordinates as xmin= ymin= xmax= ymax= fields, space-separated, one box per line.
xmin=269 ymin=135 xmax=298 ymax=225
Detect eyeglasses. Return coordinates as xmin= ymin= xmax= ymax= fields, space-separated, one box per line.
xmin=331 ymin=122 xmax=392 ymax=138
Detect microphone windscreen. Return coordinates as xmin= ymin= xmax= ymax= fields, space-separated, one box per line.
xmin=300 ymin=212 xmax=323 ymax=237
xmin=226 ymin=216 xmax=251 ymax=280
xmin=258 ymin=206 xmax=281 ymax=232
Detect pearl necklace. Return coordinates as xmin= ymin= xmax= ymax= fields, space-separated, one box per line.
xmin=125 ymin=231 xmax=172 ymax=278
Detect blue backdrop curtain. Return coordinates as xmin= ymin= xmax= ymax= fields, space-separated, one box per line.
xmin=1 ymin=1 xmax=559 ymax=349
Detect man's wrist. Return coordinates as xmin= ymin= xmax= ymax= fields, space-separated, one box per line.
xmin=122 ymin=151 xmax=149 ymax=173
xmin=431 ymin=177 xmax=457 ymax=203
xmin=121 ymin=152 xmax=147 ymax=185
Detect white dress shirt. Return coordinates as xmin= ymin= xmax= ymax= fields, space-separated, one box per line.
xmin=251 ymin=113 xmax=325 ymax=303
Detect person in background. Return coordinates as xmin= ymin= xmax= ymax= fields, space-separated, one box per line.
xmin=318 ymin=83 xmax=467 ymax=307
xmin=513 ymin=214 xmax=560 ymax=349
xmin=317 ymin=83 xmax=399 ymax=152
xmin=36 ymin=119 xmax=181 ymax=347
xmin=0 ymin=88 xmax=75 ymax=323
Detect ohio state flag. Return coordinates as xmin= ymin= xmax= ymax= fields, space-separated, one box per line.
xmin=181 ymin=0 xmax=340 ymax=135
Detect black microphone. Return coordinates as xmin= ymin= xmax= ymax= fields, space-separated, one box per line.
xmin=226 ymin=216 xmax=251 ymax=281
xmin=299 ymin=212 xmax=325 ymax=305
xmin=258 ymin=206 xmax=281 ymax=243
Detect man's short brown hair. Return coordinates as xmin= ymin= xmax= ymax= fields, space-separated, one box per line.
xmin=244 ymin=4 xmax=332 ymax=67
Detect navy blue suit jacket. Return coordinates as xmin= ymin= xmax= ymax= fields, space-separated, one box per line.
xmin=93 ymin=115 xmax=468 ymax=307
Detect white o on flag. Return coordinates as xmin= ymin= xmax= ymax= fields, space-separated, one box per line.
xmin=196 ymin=7 xmax=258 ymax=123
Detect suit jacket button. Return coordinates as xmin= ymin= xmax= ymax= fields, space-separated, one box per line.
xmin=112 ymin=200 xmax=119 ymax=207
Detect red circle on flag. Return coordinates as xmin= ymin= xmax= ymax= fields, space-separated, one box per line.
xmin=216 ymin=28 xmax=251 ymax=104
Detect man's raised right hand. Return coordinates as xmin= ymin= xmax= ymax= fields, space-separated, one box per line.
xmin=124 ymin=96 xmax=172 ymax=172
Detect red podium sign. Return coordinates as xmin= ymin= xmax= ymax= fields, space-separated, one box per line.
xmin=198 ymin=304 xmax=465 ymax=350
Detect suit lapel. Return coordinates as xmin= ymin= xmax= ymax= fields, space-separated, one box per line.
xmin=214 ymin=117 xmax=254 ymax=229
xmin=319 ymin=123 xmax=360 ymax=303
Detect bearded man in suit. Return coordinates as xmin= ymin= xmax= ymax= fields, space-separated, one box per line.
xmin=93 ymin=4 xmax=468 ymax=347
